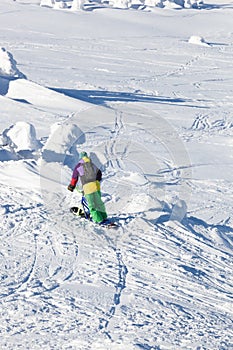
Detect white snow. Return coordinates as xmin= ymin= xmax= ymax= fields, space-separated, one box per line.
xmin=0 ymin=47 xmax=25 ymax=79
xmin=42 ymin=122 xmax=85 ymax=164
xmin=5 ymin=121 xmax=41 ymax=152
xmin=0 ymin=0 xmax=233 ymax=349
xmin=188 ymin=35 xmax=210 ymax=46
xmin=40 ymin=0 xmax=55 ymax=7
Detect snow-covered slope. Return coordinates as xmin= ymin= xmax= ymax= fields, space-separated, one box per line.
xmin=0 ymin=1 xmax=233 ymax=349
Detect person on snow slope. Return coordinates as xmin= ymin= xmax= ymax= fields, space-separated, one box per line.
xmin=68 ymin=151 xmax=107 ymax=224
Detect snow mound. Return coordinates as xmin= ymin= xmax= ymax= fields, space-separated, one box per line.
xmin=183 ymin=0 xmax=203 ymax=8
xmin=170 ymin=198 xmax=187 ymax=221
xmin=163 ymin=0 xmax=183 ymax=9
xmin=145 ymin=0 xmax=163 ymax=7
xmin=40 ymin=0 xmax=55 ymax=7
xmin=0 ymin=122 xmax=42 ymax=161
xmin=40 ymin=0 xmax=72 ymax=8
xmin=42 ymin=122 xmax=85 ymax=165
xmin=71 ymin=0 xmax=85 ymax=10
xmin=0 ymin=47 xmax=26 ymax=79
xmin=188 ymin=35 xmax=210 ymax=47
xmin=112 ymin=0 xmax=130 ymax=9
xmin=54 ymin=1 xmax=68 ymax=9
xmin=5 ymin=122 xmax=41 ymax=152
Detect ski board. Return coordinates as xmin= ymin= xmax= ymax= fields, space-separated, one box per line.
xmin=70 ymin=207 xmax=119 ymax=229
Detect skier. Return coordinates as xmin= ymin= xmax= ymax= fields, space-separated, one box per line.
xmin=68 ymin=151 xmax=108 ymax=224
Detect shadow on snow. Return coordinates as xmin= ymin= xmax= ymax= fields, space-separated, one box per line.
xmin=51 ymin=87 xmax=207 ymax=108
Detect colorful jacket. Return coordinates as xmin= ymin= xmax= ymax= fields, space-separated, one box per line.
xmin=70 ymin=156 xmax=102 ymax=195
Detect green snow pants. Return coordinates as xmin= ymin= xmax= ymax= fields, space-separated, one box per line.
xmin=85 ymin=191 xmax=107 ymax=223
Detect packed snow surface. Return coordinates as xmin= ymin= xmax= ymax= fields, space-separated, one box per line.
xmin=0 ymin=0 xmax=233 ymax=349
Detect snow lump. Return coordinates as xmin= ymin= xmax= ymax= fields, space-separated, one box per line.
xmin=0 ymin=47 xmax=26 ymax=79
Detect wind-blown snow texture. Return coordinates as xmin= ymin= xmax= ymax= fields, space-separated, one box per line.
xmin=0 ymin=1 xmax=233 ymax=349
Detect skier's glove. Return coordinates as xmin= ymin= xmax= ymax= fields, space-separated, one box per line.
xmin=68 ymin=184 xmax=75 ymax=192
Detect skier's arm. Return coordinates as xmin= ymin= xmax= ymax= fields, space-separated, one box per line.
xmin=67 ymin=165 xmax=80 ymax=192
xmin=67 ymin=178 xmax=77 ymax=192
